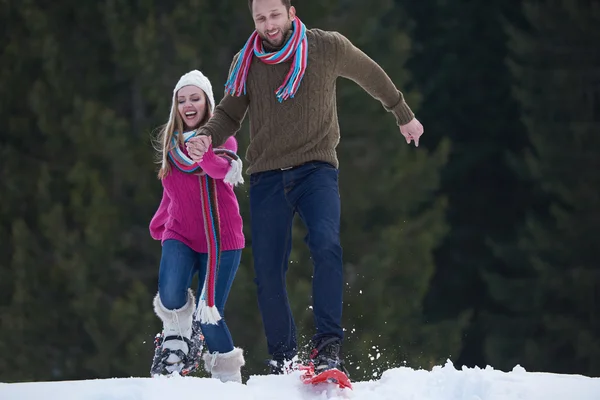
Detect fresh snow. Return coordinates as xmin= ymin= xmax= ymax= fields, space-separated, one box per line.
xmin=2 ymin=360 xmax=599 ymax=400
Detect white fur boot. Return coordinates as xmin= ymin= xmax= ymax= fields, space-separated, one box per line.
xmin=153 ymin=290 xmax=195 ymax=365
xmin=203 ymin=347 xmax=245 ymax=383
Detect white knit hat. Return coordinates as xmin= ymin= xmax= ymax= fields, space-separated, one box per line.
xmin=173 ymin=69 xmax=215 ymax=113
xmin=167 ymin=69 xmax=215 ymax=126
xmin=162 ymin=70 xmax=216 ymax=169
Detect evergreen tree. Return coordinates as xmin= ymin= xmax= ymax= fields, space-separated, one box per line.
xmin=403 ymin=0 xmax=530 ymax=368
xmin=0 ymin=0 xmax=160 ymax=380
xmin=485 ymin=0 xmax=600 ymax=376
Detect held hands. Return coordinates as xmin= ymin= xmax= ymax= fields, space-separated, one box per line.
xmin=400 ymin=118 xmax=424 ymax=147
xmin=186 ymin=135 xmax=212 ymax=163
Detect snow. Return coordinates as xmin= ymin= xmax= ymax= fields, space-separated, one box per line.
xmin=1 ymin=361 xmax=599 ymax=400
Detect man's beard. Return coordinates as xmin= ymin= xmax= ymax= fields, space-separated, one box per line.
xmin=260 ymin=18 xmax=293 ymax=47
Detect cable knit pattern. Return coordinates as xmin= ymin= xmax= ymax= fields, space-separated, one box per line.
xmin=198 ymin=29 xmax=415 ymax=174
xmin=149 ymin=136 xmax=245 ymax=253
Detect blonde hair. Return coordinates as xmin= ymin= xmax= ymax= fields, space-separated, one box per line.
xmin=154 ymin=93 xmax=212 ymax=179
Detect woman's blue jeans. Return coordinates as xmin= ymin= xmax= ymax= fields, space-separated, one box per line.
xmin=158 ymin=239 xmax=241 ymax=353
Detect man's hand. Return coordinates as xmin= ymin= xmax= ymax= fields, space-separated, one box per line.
xmin=400 ymin=118 xmax=424 ymax=147
xmin=186 ymin=135 xmax=212 ymax=163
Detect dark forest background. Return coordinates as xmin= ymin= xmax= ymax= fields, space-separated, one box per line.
xmin=1 ymin=0 xmax=598 ymax=382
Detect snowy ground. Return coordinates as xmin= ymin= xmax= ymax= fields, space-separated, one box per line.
xmin=2 ymin=361 xmax=599 ymax=400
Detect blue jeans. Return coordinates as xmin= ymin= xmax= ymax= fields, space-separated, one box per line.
xmin=158 ymin=239 xmax=241 ymax=354
xmin=249 ymin=161 xmax=344 ymax=360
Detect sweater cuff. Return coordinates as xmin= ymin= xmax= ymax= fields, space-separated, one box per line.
xmin=199 ymin=146 xmax=216 ymax=163
xmin=385 ymin=94 xmax=415 ymax=126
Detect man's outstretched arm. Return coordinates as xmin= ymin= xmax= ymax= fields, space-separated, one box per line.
xmin=332 ymin=32 xmax=423 ymax=146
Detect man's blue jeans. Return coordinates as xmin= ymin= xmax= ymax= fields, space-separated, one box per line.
xmin=158 ymin=239 xmax=242 ymax=353
xmin=249 ymin=161 xmax=344 ymax=360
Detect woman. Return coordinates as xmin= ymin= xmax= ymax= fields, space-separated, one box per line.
xmin=149 ymin=70 xmax=245 ymax=383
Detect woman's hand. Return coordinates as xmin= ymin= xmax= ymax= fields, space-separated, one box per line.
xmin=186 ymin=135 xmax=212 ymax=163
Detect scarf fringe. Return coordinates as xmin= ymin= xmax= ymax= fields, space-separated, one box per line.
xmin=224 ymin=157 xmax=244 ymax=186
xmin=195 ymin=300 xmax=222 ymax=325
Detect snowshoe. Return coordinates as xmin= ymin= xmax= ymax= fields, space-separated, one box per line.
xmin=300 ymin=337 xmax=352 ymax=389
xmin=150 ymin=321 xmax=204 ymax=377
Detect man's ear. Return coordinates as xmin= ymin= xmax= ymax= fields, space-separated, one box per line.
xmin=289 ymin=6 xmax=296 ymax=19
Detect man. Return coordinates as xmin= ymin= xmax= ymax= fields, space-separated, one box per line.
xmin=186 ymin=0 xmax=424 ymax=375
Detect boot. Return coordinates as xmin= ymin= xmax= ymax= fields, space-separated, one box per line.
xmin=309 ymin=336 xmax=349 ymax=377
xmin=150 ymin=290 xmax=196 ymax=376
xmin=267 ymin=355 xmax=300 ymax=375
xmin=203 ymin=347 xmax=245 ymax=383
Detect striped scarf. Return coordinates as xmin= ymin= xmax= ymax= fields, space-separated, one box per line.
xmin=168 ymin=131 xmax=242 ymax=325
xmin=224 ymin=16 xmax=308 ymax=102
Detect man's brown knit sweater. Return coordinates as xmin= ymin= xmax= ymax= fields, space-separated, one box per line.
xmin=198 ymin=28 xmax=415 ymax=175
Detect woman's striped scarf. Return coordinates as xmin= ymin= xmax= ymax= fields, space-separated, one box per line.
xmin=224 ymin=16 xmax=308 ymax=102
xmin=168 ymin=131 xmax=243 ymax=325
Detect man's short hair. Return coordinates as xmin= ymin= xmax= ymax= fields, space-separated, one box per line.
xmin=248 ymin=0 xmax=292 ymax=13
